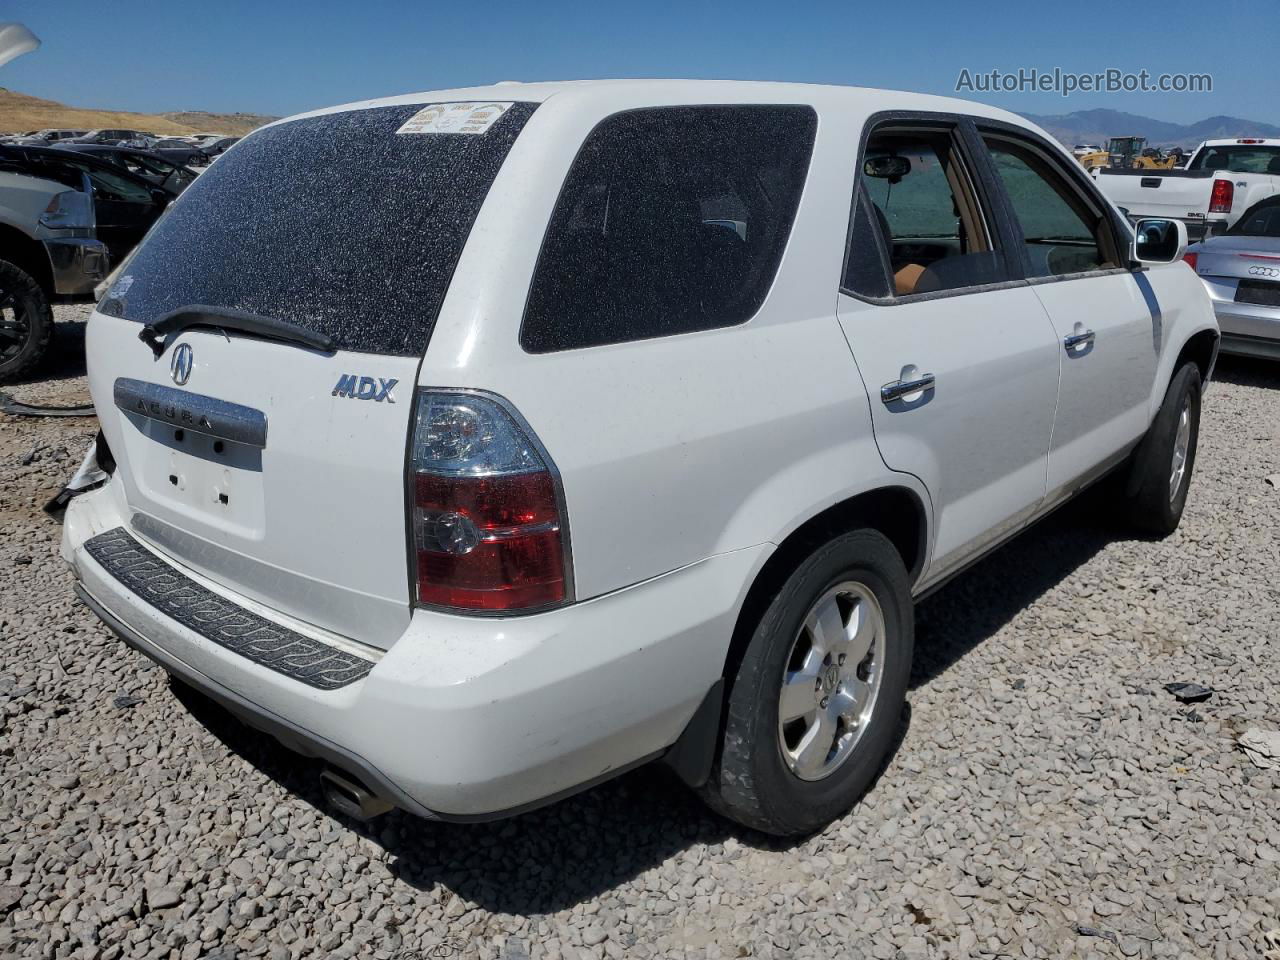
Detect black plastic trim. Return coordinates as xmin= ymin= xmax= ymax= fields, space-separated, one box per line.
xmin=84 ymin=527 xmax=373 ymax=689
xmin=661 ymin=678 xmax=725 ymax=789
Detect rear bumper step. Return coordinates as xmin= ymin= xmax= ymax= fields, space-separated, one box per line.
xmin=83 ymin=527 xmax=373 ymax=690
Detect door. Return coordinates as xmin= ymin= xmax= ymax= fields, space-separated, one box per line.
xmin=979 ymin=130 xmax=1158 ymax=495
xmin=837 ymin=120 xmax=1062 ymax=582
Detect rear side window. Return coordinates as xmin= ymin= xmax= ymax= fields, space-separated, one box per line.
xmin=520 ymin=105 xmax=816 ymax=353
xmin=99 ymin=103 xmax=536 ymax=356
xmin=848 ymin=127 xmax=1003 ymax=298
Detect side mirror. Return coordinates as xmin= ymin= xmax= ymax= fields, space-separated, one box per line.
xmin=1132 ymin=218 xmax=1187 ymax=265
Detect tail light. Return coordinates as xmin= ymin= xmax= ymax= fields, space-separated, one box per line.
xmin=1183 ymin=251 xmax=1198 ymax=272
xmin=409 ymin=390 xmax=570 ymax=612
xmin=1209 ymin=179 xmax=1233 ymax=214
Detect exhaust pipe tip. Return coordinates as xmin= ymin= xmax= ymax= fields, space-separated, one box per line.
xmin=320 ymin=767 xmax=394 ymax=821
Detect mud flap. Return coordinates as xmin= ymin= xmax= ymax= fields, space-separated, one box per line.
xmin=662 ymin=678 xmax=726 ymax=789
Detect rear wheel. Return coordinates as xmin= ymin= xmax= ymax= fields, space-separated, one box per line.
xmin=701 ymin=530 xmax=913 ymax=836
xmin=0 ymin=259 xmax=54 ymax=384
xmin=1124 ymin=361 xmax=1201 ymax=535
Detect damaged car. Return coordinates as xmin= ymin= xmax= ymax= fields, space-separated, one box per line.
xmin=60 ymin=81 xmax=1217 ymax=834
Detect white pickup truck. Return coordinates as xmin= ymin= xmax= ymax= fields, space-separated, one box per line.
xmin=1095 ymin=138 xmax=1280 ymax=241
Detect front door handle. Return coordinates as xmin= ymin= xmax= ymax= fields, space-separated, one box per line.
xmin=1063 ymin=329 xmax=1096 ymax=351
xmin=880 ymin=372 xmax=936 ymax=404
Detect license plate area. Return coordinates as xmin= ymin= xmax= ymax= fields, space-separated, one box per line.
xmin=1236 ymin=279 xmax=1280 ymax=307
xmin=128 ymin=413 xmax=266 ymax=537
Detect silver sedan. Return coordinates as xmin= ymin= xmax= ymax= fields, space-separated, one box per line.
xmin=1186 ymin=198 xmax=1280 ymax=360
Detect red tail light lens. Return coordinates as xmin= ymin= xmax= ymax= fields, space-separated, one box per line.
xmin=1182 ymin=252 xmax=1198 ymax=272
xmin=1209 ymin=179 xmax=1233 ymax=214
xmin=409 ymin=391 xmax=569 ymax=612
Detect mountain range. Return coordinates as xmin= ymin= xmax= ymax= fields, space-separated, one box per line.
xmin=4 ymin=89 xmax=1276 ymax=152
xmin=0 ymin=88 xmax=276 ymax=137
xmin=1020 ymin=108 xmax=1280 ymax=149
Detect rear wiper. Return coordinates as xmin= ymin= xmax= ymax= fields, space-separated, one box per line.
xmin=139 ymin=305 xmax=336 ymax=358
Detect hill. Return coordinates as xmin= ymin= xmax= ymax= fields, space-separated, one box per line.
xmin=0 ymin=88 xmax=276 ymax=137
xmin=1021 ymin=107 xmax=1280 ymax=149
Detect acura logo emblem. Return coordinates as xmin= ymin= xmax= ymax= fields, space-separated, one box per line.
xmin=1248 ymin=265 xmax=1279 ymax=278
xmin=170 ymin=342 xmax=193 ymax=386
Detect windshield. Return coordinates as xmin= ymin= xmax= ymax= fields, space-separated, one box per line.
xmin=1227 ymin=200 xmax=1280 ymax=238
xmin=1190 ymin=144 xmax=1280 ymax=173
xmin=98 ymin=102 xmax=536 ymax=356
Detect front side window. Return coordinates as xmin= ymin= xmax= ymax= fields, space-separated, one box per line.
xmin=849 ymin=127 xmax=1003 ymax=297
xmin=520 ymin=105 xmax=816 ymax=353
xmin=982 ymin=135 xmax=1117 ymax=278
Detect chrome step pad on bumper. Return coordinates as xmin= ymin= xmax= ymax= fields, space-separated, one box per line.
xmin=83 ymin=527 xmax=374 ymax=690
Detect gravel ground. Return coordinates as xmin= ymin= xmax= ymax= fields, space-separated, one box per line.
xmin=1 ymin=305 xmax=1278 ymax=960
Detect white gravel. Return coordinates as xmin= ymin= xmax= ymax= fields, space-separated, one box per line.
xmin=1 ymin=305 xmax=1278 ymax=960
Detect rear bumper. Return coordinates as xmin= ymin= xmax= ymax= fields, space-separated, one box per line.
xmin=63 ymin=483 xmax=760 ymax=819
xmin=1203 ymin=286 xmax=1280 ymax=358
xmin=1218 ymin=332 xmax=1280 ymax=360
xmin=43 ymin=236 xmax=110 ymax=296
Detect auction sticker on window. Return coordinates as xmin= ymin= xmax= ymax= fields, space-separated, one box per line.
xmin=396 ymin=102 xmax=513 ymax=135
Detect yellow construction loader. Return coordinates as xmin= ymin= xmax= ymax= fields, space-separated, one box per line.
xmin=1078 ymin=137 xmax=1184 ymax=172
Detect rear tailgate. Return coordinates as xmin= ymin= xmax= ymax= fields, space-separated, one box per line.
xmin=86 ymin=319 xmax=419 ymax=648
xmin=86 ymin=100 xmax=537 ymax=649
xmin=1194 ymin=238 xmax=1280 ymax=320
xmin=1095 ymin=168 xmax=1218 ymax=221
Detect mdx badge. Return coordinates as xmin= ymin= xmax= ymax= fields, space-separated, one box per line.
xmin=332 ymin=375 xmax=398 ymax=402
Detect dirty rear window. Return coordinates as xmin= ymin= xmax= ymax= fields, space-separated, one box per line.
xmin=99 ymin=102 xmax=536 ymax=356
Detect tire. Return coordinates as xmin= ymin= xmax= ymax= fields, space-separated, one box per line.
xmin=1124 ymin=361 xmax=1201 ymax=536
xmin=0 ymin=259 xmax=54 ymax=384
xmin=700 ymin=529 xmax=913 ymax=836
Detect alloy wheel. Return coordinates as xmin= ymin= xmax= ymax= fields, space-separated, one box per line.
xmin=777 ymin=581 xmax=886 ymax=781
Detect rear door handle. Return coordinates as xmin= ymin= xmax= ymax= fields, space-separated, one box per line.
xmin=880 ymin=373 xmax=936 ymax=404
xmin=1063 ymin=329 xmax=1096 ymax=351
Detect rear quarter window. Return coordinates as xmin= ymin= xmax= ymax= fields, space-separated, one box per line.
xmin=520 ymin=105 xmax=817 ymax=353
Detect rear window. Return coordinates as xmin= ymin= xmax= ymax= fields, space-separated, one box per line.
xmin=520 ymin=105 xmax=816 ymax=353
xmin=99 ymin=102 xmax=536 ymax=356
xmin=1189 ymin=145 xmax=1280 ymax=174
xmin=1228 ymin=199 xmax=1280 ymax=238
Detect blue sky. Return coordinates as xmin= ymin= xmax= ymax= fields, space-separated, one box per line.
xmin=2 ymin=0 xmax=1271 ymax=124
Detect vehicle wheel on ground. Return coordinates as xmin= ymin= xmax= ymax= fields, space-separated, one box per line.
xmin=701 ymin=529 xmax=913 ymax=836
xmin=1123 ymin=361 xmax=1202 ymax=536
xmin=0 ymin=259 xmax=54 ymax=384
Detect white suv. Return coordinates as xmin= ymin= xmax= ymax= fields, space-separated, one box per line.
xmin=61 ymin=81 xmax=1218 ymax=835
